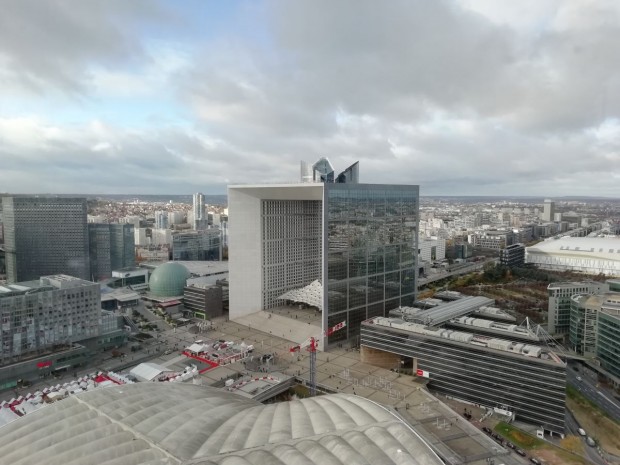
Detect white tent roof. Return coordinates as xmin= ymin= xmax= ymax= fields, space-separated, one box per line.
xmin=129 ymin=362 xmax=170 ymax=382
xmin=186 ymin=343 xmax=207 ymax=353
xmin=0 ymin=383 xmax=442 ymax=465
xmin=278 ymin=280 xmax=323 ymax=310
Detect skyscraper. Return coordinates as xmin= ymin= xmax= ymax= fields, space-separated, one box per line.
xmin=543 ymin=199 xmax=555 ymax=222
xmin=154 ymin=211 xmax=168 ymax=229
xmin=193 ymin=192 xmax=206 ymax=230
xmin=228 ymin=159 xmax=419 ymax=347
xmin=89 ymin=223 xmax=136 ymax=280
xmin=2 ymin=196 xmax=90 ymax=282
xmin=110 ymin=223 xmax=136 ymax=271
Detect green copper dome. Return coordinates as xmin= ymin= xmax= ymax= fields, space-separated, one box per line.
xmin=149 ymin=262 xmax=190 ymax=297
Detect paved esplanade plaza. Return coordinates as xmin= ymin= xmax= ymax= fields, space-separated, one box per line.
xmin=0 ymin=315 xmax=523 ymax=465
xmin=0 ymin=382 xmax=444 ymax=465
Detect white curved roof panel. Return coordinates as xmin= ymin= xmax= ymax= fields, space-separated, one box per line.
xmin=0 ymin=383 xmax=442 ymax=465
xmin=278 ymin=280 xmax=323 ymax=310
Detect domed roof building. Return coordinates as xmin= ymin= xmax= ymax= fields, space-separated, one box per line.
xmin=149 ymin=262 xmax=190 ymax=297
xmin=0 ymin=383 xmax=443 ymax=465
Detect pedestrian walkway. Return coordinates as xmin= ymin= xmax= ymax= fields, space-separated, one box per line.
xmin=232 ymin=310 xmax=321 ymax=345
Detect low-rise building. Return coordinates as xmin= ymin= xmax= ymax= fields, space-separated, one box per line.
xmin=500 ymin=243 xmax=525 ymax=267
xmin=361 ymin=316 xmax=566 ymax=435
xmin=526 ymin=237 xmax=620 ymax=276
xmin=183 ymin=284 xmax=223 ymax=319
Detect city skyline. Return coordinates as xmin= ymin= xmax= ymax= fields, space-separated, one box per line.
xmin=1 ymin=1 xmax=619 ymax=197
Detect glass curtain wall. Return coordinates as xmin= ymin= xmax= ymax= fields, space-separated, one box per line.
xmin=325 ymin=184 xmax=418 ymax=345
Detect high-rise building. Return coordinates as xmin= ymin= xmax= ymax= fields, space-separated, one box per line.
xmin=229 ymin=159 xmax=419 ymax=347
xmin=172 ymin=230 xmax=221 ymax=261
xmin=154 ymin=211 xmax=168 ymax=229
xmin=193 ymin=193 xmax=206 ymax=230
xmin=88 ymin=224 xmax=135 ymax=280
xmin=110 ymin=224 xmax=136 ymax=270
xmin=542 ymin=199 xmax=555 ymax=222
xmin=418 ymin=237 xmax=446 ymax=263
xmin=88 ymin=223 xmax=112 ymax=281
xmin=2 ymin=196 xmax=90 ymax=282
xmin=167 ymin=211 xmax=185 ymax=226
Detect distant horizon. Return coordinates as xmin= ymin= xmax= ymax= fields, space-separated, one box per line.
xmin=2 ymin=192 xmax=618 ymax=202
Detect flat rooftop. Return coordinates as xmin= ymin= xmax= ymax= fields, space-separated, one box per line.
xmin=141 ymin=260 xmax=228 ymax=276
xmin=407 ymin=296 xmax=495 ymax=326
xmin=365 ymin=317 xmax=564 ymax=365
xmin=0 ymin=275 xmax=95 ymax=296
xmin=448 ymin=316 xmax=540 ymax=341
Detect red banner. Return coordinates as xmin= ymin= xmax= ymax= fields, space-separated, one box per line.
xmin=37 ymin=361 xmax=52 ymax=368
xmin=325 ymin=320 xmax=346 ymax=336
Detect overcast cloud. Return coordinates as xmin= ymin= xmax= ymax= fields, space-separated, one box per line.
xmin=1 ymin=0 xmax=619 ymax=196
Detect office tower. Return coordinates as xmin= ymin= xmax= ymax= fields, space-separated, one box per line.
xmin=229 ymin=159 xmax=419 ymax=347
xmin=193 ymin=193 xmax=207 ymax=230
xmin=418 ymin=237 xmax=446 ymax=263
xmin=110 ymin=224 xmax=135 ymax=270
xmin=168 ymin=210 xmax=185 ymax=226
xmin=88 ymin=224 xmax=135 ymax=280
xmin=2 ymin=196 xmax=90 ymax=282
xmin=0 ymin=275 xmax=100 ymax=364
xmin=172 ymin=229 xmax=221 ymax=261
xmin=542 ymin=199 xmax=555 ymax=222
xmin=546 ymin=281 xmax=609 ymax=335
xmin=120 ymin=215 xmax=142 ymax=228
xmin=88 ymin=223 xmax=112 ymax=281
xmin=154 ymin=211 xmax=168 ymax=229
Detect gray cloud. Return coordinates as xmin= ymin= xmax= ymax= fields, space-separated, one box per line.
xmin=0 ymin=0 xmax=172 ymax=93
xmin=0 ymin=0 xmax=619 ymax=196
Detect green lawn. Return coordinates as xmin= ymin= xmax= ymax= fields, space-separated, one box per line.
xmin=494 ymin=421 xmax=545 ymax=449
xmin=494 ymin=422 xmax=588 ymax=465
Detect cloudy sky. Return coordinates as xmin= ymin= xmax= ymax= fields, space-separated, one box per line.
xmin=1 ymin=0 xmax=619 ymax=196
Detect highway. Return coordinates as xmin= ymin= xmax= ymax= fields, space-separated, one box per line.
xmin=567 ymin=367 xmax=620 ymax=424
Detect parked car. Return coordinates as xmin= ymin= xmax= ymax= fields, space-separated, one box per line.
xmin=530 ymin=458 xmax=542 ymax=465
xmin=163 ymin=349 xmax=172 ymax=355
xmin=586 ymin=437 xmax=596 ymax=447
xmin=515 ymin=449 xmax=526 ymax=457
xmin=482 ymin=426 xmax=491 ymax=434
xmin=578 ymin=428 xmax=586 ymax=436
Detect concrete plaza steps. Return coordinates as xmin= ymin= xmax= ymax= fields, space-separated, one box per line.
xmin=232 ymin=311 xmax=322 ymax=346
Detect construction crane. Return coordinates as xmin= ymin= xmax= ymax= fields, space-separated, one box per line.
xmin=290 ymin=320 xmax=346 ymax=396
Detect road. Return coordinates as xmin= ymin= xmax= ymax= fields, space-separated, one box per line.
xmin=567 ymin=367 xmax=620 ymax=424
xmin=564 ymin=409 xmax=606 ymax=465
xmin=418 ymin=258 xmax=498 ymax=287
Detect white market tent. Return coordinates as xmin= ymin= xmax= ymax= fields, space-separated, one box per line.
xmin=129 ymin=362 xmax=172 ymax=382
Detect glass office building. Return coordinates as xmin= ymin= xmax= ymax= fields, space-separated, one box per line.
xmin=2 ymin=196 xmax=90 ymax=282
xmin=325 ymin=184 xmax=418 ymax=345
xmin=597 ymin=310 xmax=620 ymax=379
xmin=229 ymin=167 xmax=419 ymax=347
xmin=361 ymin=318 xmax=566 ymax=434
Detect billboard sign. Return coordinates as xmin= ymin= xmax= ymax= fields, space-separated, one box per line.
xmin=416 ymin=368 xmax=430 ymax=378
